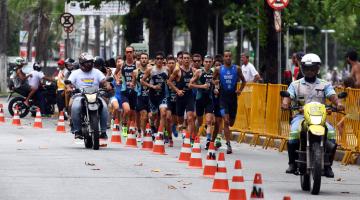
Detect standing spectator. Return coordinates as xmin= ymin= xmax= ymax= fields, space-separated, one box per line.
xmin=241 ymin=53 xmax=261 ymax=82
xmin=295 ymin=52 xmax=305 ymax=80
xmin=346 ymin=49 xmax=360 ymax=88
xmin=56 ymin=59 xmax=68 ymax=118
xmin=291 ymin=53 xmax=299 ymax=80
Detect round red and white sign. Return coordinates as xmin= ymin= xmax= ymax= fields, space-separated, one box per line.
xmin=266 ymin=0 xmax=290 ymax=10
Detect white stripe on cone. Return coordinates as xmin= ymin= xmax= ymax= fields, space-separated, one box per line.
xmin=143 ymin=137 xmax=152 ymax=142
xmin=181 ymin=147 xmax=191 ymax=153
xmin=217 ymin=160 xmax=226 ymax=168
xmin=154 ymin=139 xmax=164 ymax=145
xmin=231 ymin=181 xmax=246 ymax=190
xmin=214 ymin=172 xmax=227 ymax=179
xmin=190 ymin=152 xmax=202 ymax=159
xmin=128 ymin=134 xmax=136 ymax=139
xmin=205 ymin=159 xmax=217 ymax=166
xmin=57 ymin=122 xmax=65 ymax=126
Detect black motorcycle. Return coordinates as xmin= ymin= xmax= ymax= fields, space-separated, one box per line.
xmin=65 ymin=78 xmax=112 ymax=150
xmin=7 ymin=80 xmax=57 ymax=118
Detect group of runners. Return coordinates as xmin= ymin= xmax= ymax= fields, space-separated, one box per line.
xmin=109 ymin=46 xmax=246 ymax=154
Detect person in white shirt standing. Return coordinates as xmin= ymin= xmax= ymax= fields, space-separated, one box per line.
xmin=241 ymin=53 xmax=261 ymax=82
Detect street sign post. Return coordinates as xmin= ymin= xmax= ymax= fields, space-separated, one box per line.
xmin=267 ymin=0 xmax=289 ymax=84
xmin=59 ymin=12 xmax=75 ymax=58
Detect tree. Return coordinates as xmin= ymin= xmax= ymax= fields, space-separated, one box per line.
xmin=94 ymin=16 xmax=101 ymax=56
xmin=0 ymin=0 xmax=8 ymax=54
xmin=184 ymin=0 xmax=209 ymax=56
xmin=123 ymin=0 xmax=144 ymax=45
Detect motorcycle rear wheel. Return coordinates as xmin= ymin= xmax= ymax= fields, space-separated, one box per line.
xmin=8 ymin=97 xmax=29 ymax=118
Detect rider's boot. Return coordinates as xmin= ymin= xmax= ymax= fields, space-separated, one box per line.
xmin=286 ymin=141 xmax=299 ymax=174
xmin=100 ymin=132 xmax=108 ymax=140
xmin=324 ymin=141 xmax=337 ymax=178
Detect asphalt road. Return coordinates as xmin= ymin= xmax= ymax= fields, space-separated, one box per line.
xmin=0 ymin=98 xmax=359 ymax=200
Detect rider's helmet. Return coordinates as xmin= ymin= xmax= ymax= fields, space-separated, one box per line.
xmin=33 ymin=62 xmax=42 ymax=71
xmin=94 ymin=56 xmax=105 ymax=68
xmin=300 ymin=53 xmax=321 ymax=79
xmin=14 ymin=57 xmax=26 ymax=67
xmin=78 ymin=52 xmax=94 ymax=72
xmin=64 ymin=58 xmax=75 ymax=70
xmin=94 ymin=56 xmax=107 ymax=74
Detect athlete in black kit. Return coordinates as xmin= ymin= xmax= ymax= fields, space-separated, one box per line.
xmin=167 ymin=52 xmax=196 ymax=142
xmin=141 ymin=52 xmax=170 ymax=142
xmin=135 ymin=53 xmax=152 ymax=140
xmin=114 ymin=46 xmax=136 ymax=136
xmin=189 ymin=55 xmax=215 ymax=149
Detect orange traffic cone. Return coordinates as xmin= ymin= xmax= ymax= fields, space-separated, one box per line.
xmin=203 ymin=142 xmax=217 ymax=177
xmin=211 ymin=152 xmax=229 ymax=192
xmin=56 ymin=111 xmax=66 ymax=133
xmin=111 ymin=118 xmax=122 ymax=143
xmin=33 ymin=108 xmax=43 ymax=128
xmin=0 ymin=104 xmax=5 ymax=123
xmin=142 ymin=123 xmax=153 ymax=150
xmin=188 ymin=137 xmax=202 ymax=169
xmin=250 ymin=173 xmax=264 ymax=199
xmin=178 ymin=131 xmax=192 ymax=163
xmin=153 ymin=125 xmax=166 ymax=155
xmin=12 ymin=106 xmax=21 ymax=126
xmin=228 ymin=160 xmax=247 ymax=200
xmin=283 ymin=196 xmax=291 ymax=200
xmin=126 ymin=121 xmax=137 ymax=148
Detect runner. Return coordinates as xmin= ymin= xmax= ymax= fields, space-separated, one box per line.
xmin=211 ymin=55 xmax=224 ymax=149
xmin=141 ymin=52 xmax=169 ymax=142
xmin=213 ymin=50 xmax=246 ymax=154
xmin=167 ymin=52 xmax=196 ymax=143
xmin=166 ymin=55 xmax=178 ymax=146
xmin=176 ymin=51 xmax=183 ymax=69
xmin=110 ymin=56 xmax=123 ymax=129
xmin=115 ymin=46 xmax=137 ymax=136
xmin=135 ymin=53 xmax=152 ymax=141
xmin=189 ymin=55 xmax=214 ymax=149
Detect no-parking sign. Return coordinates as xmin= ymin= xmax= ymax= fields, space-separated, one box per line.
xmin=266 ymin=0 xmax=289 ymax=10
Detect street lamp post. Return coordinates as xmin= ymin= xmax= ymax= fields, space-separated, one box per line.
xmin=321 ymin=29 xmax=335 ymax=73
xmin=296 ymin=25 xmax=314 ymax=53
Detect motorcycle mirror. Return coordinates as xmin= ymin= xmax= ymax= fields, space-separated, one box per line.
xmin=280 ymin=91 xmax=290 ymax=97
xmin=338 ymin=92 xmax=348 ymax=99
xmin=106 ymin=77 xmax=114 ymax=82
xmin=64 ymin=80 xmax=72 ymax=85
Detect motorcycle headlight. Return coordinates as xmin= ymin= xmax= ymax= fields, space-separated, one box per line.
xmin=85 ymin=93 xmax=97 ymax=103
xmin=310 ymin=115 xmax=322 ymax=125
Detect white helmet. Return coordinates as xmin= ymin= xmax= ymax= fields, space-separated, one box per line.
xmin=301 ymin=53 xmax=321 ymax=67
xmin=300 ymin=53 xmax=321 ymax=78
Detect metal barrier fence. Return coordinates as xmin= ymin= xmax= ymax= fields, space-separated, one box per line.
xmin=230 ymin=84 xmax=360 ymax=162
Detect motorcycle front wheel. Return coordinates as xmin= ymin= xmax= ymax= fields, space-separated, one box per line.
xmin=89 ymin=111 xmax=100 ymax=150
xmin=310 ymin=142 xmax=322 ymax=195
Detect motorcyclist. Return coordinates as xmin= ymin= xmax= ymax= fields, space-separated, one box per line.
xmin=66 ymin=53 xmax=111 ymax=140
xmin=64 ymin=58 xmax=76 ymax=79
xmin=25 ymin=62 xmax=53 ymax=115
xmin=13 ymin=57 xmax=29 ymax=90
xmin=282 ymin=53 xmax=344 ymax=178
